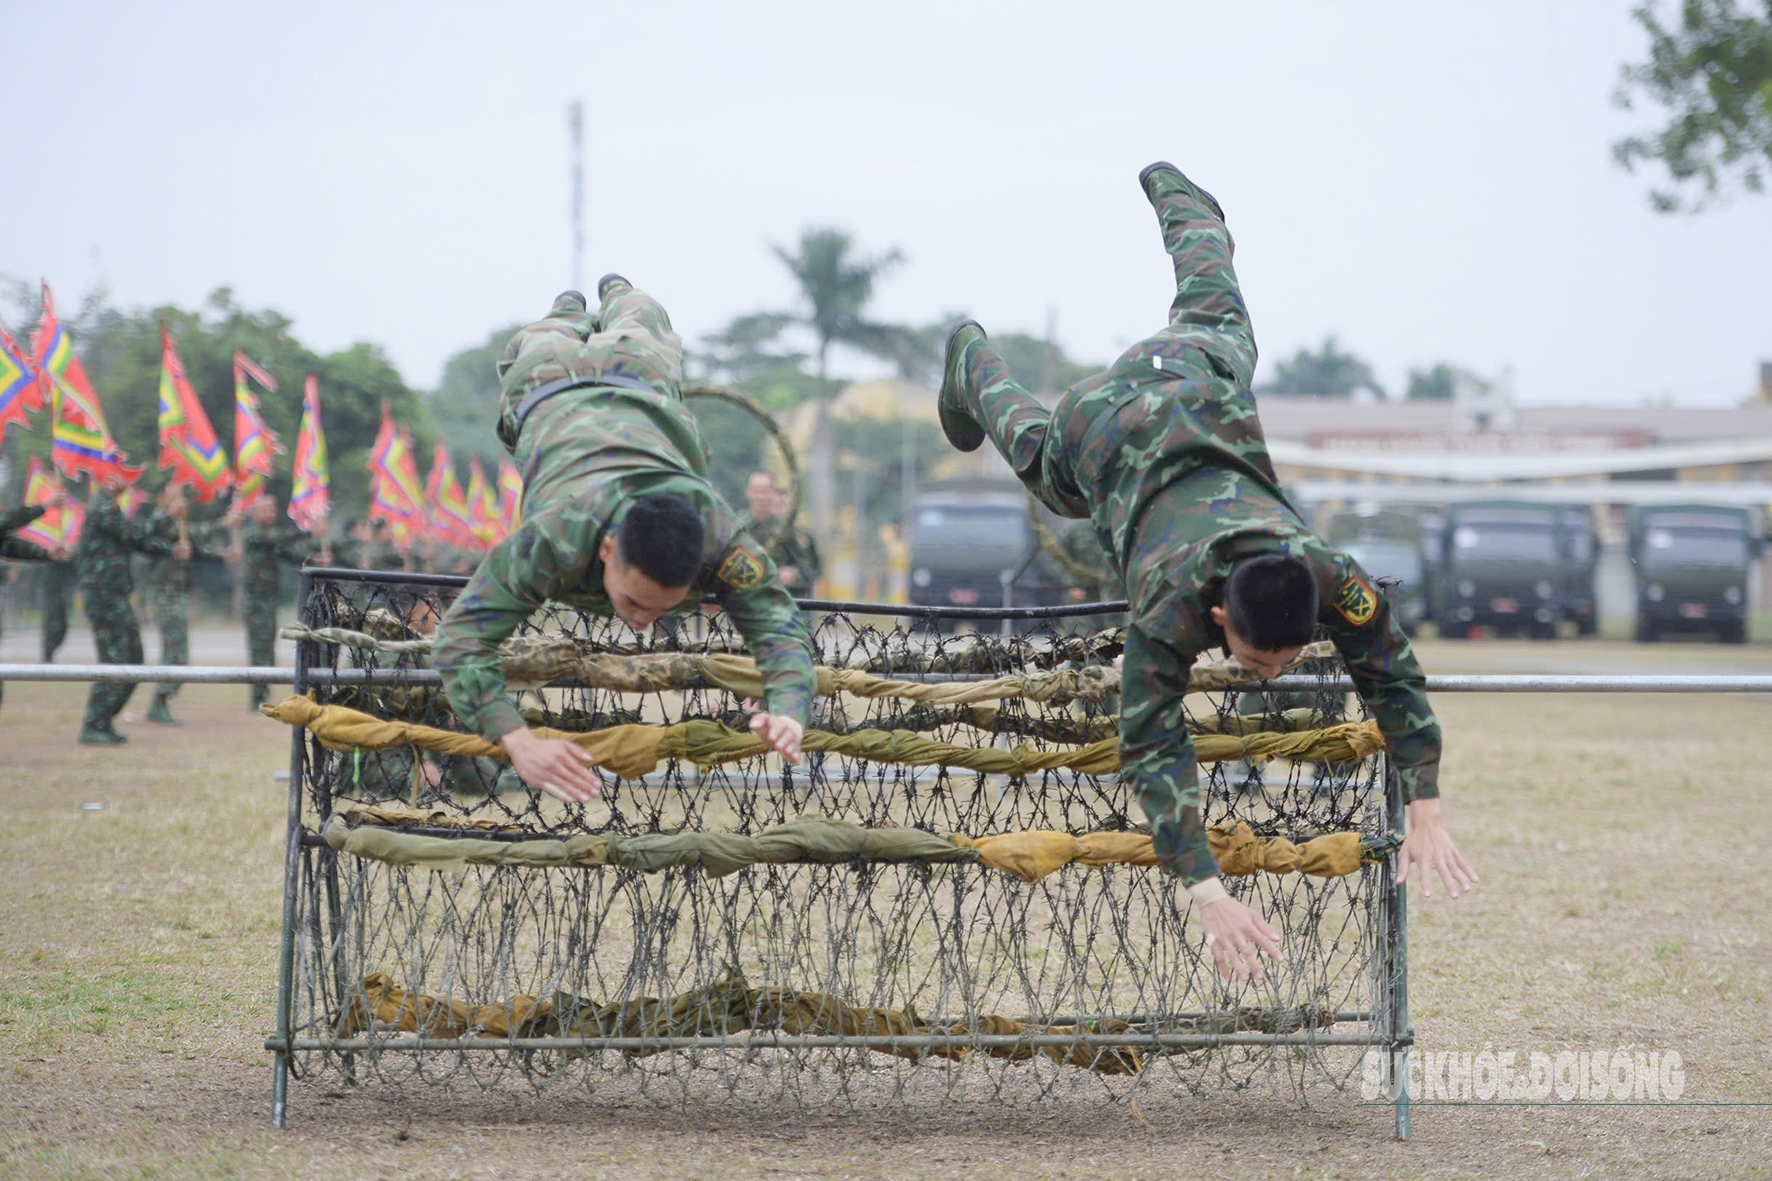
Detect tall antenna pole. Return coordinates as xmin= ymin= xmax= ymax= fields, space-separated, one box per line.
xmin=568 ymin=100 xmax=585 ymax=292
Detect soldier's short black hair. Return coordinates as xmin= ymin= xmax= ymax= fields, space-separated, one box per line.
xmin=1223 ymin=553 xmax=1317 ymax=650
xmin=615 ymin=494 xmax=705 ymax=588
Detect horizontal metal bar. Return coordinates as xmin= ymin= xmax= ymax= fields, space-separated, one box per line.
xmin=302 ymin=565 xmax=471 ymax=588
xmin=269 ymin=1030 xmax=1384 ymax=1053
xmin=6 ymin=665 xmax=1769 ymax=694
xmin=301 ymin=566 xmax=1131 ymax=620
xmin=0 ymin=663 xmax=292 ymax=684
xmin=793 ymin=598 xmax=1131 ymax=620
xmin=1264 ymin=674 xmax=1772 ymax=693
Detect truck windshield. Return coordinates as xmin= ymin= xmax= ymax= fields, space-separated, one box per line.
xmin=1644 ymin=527 xmax=1747 ymax=567
xmin=1451 ymin=523 xmax=1558 ymax=562
xmin=911 ymin=506 xmax=1028 ymax=567
xmin=1340 ymin=542 xmax=1422 ymax=584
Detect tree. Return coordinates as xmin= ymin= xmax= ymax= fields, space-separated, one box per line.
xmin=771 ymin=228 xmax=904 ymax=541
xmin=1405 ymin=363 xmax=1459 ymax=400
xmin=1257 ymin=336 xmax=1386 ymax=399
xmin=1613 ymin=0 xmax=1772 ymax=212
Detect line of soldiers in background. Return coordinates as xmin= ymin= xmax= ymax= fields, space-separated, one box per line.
xmin=1 ymin=484 xmax=350 ymax=741
xmin=2 ymin=467 xmax=835 ymax=743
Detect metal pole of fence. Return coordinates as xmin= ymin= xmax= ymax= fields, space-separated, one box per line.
xmin=270 ymin=569 xmax=310 ymax=1130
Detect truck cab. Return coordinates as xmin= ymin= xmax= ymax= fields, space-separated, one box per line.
xmin=1324 ymin=507 xmax=1430 ymax=637
xmin=1434 ymin=501 xmax=1564 ymax=639
xmin=1627 ymin=504 xmax=1757 ymax=644
xmin=907 ymin=480 xmax=1063 ymax=628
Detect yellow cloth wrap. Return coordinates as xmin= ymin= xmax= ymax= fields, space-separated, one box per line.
xmin=949 ymin=832 xmax=1085 ymax=884
xmin=956 ymin=822 xmax=1374 ymax=883
xmin=933 ymin=1013 xmax=1142 ymax=1076
xmin=263 ymin=695 xmax=1383 ymax=780
xmin=337 ymin=972 xmax=553 ymax=1039
xmin=1074 ymin=831 xmax=1163 ymax=868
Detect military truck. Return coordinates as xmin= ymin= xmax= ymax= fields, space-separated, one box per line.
xmin=1433 ymin=501 xmax=1564 ymax=639
xmin=1627 ymin=504 xmax=1759 ymax=644
xmin=907 ymin=480 xmax=1064 ymax=628
xmin=1324 ymin=507 xmax=1430 ymax=637
xmin=1559 ymin=506 xmax=1601 ymax=637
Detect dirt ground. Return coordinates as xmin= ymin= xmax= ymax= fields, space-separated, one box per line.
xmin=1 ymin=633 xmax=1769 ymax=1180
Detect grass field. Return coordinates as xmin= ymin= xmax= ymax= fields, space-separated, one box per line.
xmin=1 ymin=634 xmax=1769 ymax=1180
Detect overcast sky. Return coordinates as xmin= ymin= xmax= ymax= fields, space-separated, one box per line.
xmin=3 ymin=0 xmax=1767 ymax=408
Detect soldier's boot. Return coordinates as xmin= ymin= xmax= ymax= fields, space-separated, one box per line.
xmin=78 ymin=724 xmax=127 ymax=745
xmin=1137 ymin=160 xmax=1225 ymax=221
xmin=550 ymin=290 xmax=588 ymax=315
xmin=937 ymin=320 xmax=989 ymax=452
xmin=146 ymin=695 xmax=180 ymax=725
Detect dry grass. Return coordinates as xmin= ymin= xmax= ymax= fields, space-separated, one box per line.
xmin=1 ymin=635 xmax=1770 ymax=1180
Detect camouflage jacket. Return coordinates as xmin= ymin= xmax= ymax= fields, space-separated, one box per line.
xmin=241 ymin=520 xmax=319 ymax=601
xmin=78 ymin=492 xmax=179 ymax=595
xmin=1112 ymin=462 xmax=1440 ymax=885
xmin=736 ymin=513 xmax=823 ymax=592
xmin=143 ymin=511 xmax=224 ymax=600
xmin=0 ymin=506 xmax=52 ymax=561
xmin=435 ymin=387 xmax=817 ymax=745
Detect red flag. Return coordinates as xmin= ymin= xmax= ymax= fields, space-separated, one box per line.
xmin=465 ymin=454 xmax=500 ymax=550
xmin=233 ymin=350 xmax=282 ymax=509
xmin=16 ymin=456 xmax=84 ymax=550
xmin=32 ymin=283 xmax=141 ymax=489
xmin=425 ymin=443 xmax=477 ymax=548
xmin=367 ymin=403 xmax=424 ymax=551
xmin=288 ymin=375 xmax=330 ymax=532
xmin=0 ymin=322 xmax=44 ymax=439
xmin=157 ymin=324 xmax=232 ymax=502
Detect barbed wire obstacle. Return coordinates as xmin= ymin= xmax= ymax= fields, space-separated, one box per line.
xmin=271 ymin=570 xmax=1405 ymax=1125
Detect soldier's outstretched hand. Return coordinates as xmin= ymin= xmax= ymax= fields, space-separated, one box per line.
xmin=1197 ymin=893 xmax=1285 ymax=983
xmin=750 ymin=713 xmax=804 ymax=764
xmin=1396 ymin=797 xmax=1478 ymax=899
xmin=497 ymin=726 xmax=603 ymax=804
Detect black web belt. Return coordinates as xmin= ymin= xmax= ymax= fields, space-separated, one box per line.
xmin=510 ymin=373 xmax=660 ymax=437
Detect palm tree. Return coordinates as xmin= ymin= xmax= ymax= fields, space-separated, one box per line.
xmin=772 ymin=228 xmax=904 ymax=542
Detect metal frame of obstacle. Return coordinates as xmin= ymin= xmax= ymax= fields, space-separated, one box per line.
xmin=5 ymin=572 xmax=1768 ymax=1142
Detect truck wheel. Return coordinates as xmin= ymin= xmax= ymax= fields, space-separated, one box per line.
xmin=1634 ymin=621 xmax=1658 ymax=643
xmin=1718 ymin=621 xmax=1747 ymax=645
xmin=1576 ymin=617 xmax=1597 ymax=637
xmin=1438 ymin=617 xmax=1468 ymax=640
xmin=1528 ymin=620 xmax=1558 ymax=641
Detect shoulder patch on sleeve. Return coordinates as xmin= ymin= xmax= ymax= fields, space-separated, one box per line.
xmin=717 ymin=544 xmax=767 ymax=591
xmin=1332 ymin=572 xmax=1378 ymax=626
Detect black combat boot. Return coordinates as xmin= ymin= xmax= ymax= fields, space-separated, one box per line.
xmin=937 ymin=320 xmax=988 ymax=453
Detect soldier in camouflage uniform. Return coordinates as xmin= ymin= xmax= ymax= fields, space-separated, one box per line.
xmin=937 ymin=162 xmax=1474 ymax=980
xmin=77 ymin=484 xmax=191 ymax=744
xmin=141 ymin=484 xmax=225 ymax=725
xmin=433 ymin=277 xmax=816 ymax=801
xmin=225 ymin=494 xmax=319 ymax=711
xmin=2 ymin=498 xmax=71 ymax=715
xmin=739 ymin=471 xmax=823 ymax=593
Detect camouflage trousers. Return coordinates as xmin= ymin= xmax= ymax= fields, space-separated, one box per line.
xmin=42 ymin=561 xmax=74 ymax=662
xmin=151 ymin=587 xmax=189 ymax=704
xmin=246 ymin=599 xmax=277 ymax=708
xmin=82 ymin=590 xmax=144 ymax=730
xmin=497 ymin=284 xmax=685 ymax=447
xmin=957 ymin=166 xmax=1261 ymax=523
